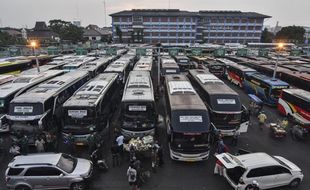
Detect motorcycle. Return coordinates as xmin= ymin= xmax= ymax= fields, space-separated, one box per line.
xmin=90 ymin=148 xmax=108 ymax=171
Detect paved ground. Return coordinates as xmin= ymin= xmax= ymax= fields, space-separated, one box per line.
xmin=0 ymin=64 xmax=309 ymax=190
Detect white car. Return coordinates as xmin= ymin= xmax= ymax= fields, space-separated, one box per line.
xmin=216 ymin=152 xmax=303 ymax=190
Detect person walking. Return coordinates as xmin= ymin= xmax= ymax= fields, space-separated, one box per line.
xmin=231 ymin=130 xmax=240 ymax=146
xmin=35 ymin=137 xmax=45 ymax=152
xmin=216 ymin=137 xmax=226 ymax=154
xmin=87 ymin=131 xmax=96 ymax=155
xmin=257 ymin=112 xmax=267 ymax=130
xmin=127 ymin=165 xmax=138 ymax=190
xmin=9 ymin=143 xmax=20 ymax=157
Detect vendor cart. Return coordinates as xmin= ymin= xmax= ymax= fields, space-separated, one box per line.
xmin=269 ymin=123 xmax=287 ymax=138
xmin=123 ymin=135 xmax=154 ymax=159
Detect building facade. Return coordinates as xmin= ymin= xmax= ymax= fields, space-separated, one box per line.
xmin=110 ymin=9 xmax=270 ymax=44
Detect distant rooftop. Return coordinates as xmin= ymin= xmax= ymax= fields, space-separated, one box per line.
xmin=110 ymin=9 xmax=270 ymax=18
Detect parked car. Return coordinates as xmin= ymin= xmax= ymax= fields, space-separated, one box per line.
xmin=5 ymin=153 xmax=93 ymax=190
xmin=216 ymin=152 xmax=303 ymax=190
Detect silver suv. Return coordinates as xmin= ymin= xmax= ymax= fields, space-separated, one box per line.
xmin=5 ymin=153 xmax=93 ymax=190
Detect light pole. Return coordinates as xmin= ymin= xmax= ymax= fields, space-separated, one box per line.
xmin=272 ymin=43 xmax=284 ymax=79
xmin=30 ymin=41 xmax=40 ymax=73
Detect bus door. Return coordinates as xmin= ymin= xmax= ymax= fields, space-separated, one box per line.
xmin=239 ymin=105 xmax=250 ymax=133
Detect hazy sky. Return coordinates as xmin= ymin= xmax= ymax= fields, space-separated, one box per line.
xmin=0 ymin=0 xmax=309 ymax=28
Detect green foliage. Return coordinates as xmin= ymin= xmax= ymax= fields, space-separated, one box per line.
xmin=115 ymin=26 xmax=122 ymax=43
xmin=275 ymin=26 xmax=305 ymax=43
xmin=261 ymin=28 xmax=274 ymax=43
xmin=49 ymin=19 xmax=84 ymax=43
xmin=0 ymin=31 xmax=26 ymax=46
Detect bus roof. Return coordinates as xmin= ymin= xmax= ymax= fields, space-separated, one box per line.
xmin=122 ymin=71 xmax=154 ymax=102
xmin=283 ymin=88 xmax=310 ymax=102
xmin=11 ymin=71 xmax=88 ymax=104
xmin=0 ymin=70 xmax=64 ymax=99
xmin=63 ymin=73 xmax=118 ymax=107
xmin=189 ymin=69 xmax=238 ymax=95
xmin=247 ymin=72 xmax=289 ymax=86
xmin=104 ymin=59 xmax=129 ymax=73
xmin=165 ymin=74 xmax=207 ymax=111
xmin=133 ymin=56 xmax=153 ymax=71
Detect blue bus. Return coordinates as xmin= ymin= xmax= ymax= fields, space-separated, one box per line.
xmin=243 ymin=72 xmax=289 ymax=106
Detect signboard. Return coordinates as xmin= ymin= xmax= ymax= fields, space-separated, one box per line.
xmin=14 ymin=106 xmax=33 ymax=113
xmin=237 ymin=49 xmax=248 ymax=57
xmin=214 ymin=48 xmax=226 ymax=57
xmin=136 ymin=48 xmax=147 ymax=56
xmin=9 ymin=47 xmax=22 ymax=56
xmin=169 ymin=48 xmax=179 ymax=56
xmin=47 ymin=46 xmax=59 ymax=55
xmin=106 ymin=48 xmax=117 ymax=55
xmin=217 ymin=99 xmax=236 ymax=104
xmin=290 ymin=49 xmax=301 ymax=56
xmin=68 ymin=110 xmax=87 ymax=118
xmin=128 ymin=105 xmax=147 ymax=111
xmin=180 ymin=116 xmax=203 ymax=123
xmin=191 ymin=48 xmax=202 ymax=56
xmin=75 ymin=48 xmax=88 ymax=55
xmin=258 ymin=49 xmax=269 ymax=57
xmin=166 ymin=69 xmax=177 ymax=73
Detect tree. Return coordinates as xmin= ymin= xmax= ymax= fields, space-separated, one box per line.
xmin=275 ymin=26 xmax=305 ymax=44
xmin=0 ymin=31 xmax=26 ymax=46
xmin=49 ymin=19 xmax=84 ymax=43
xmin=115 ymin=26 xmax=122 ymax=43
xmin=261 ymin=28 xmax=275 ymax=43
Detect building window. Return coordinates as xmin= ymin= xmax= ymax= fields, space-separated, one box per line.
xmin=170 ymin=17 xmax=177 ymax=22
xmin=255 ymin=26 xmax=262 ymax=30
xmin=240 ymin=26 xmax=246 ymax=30
xmin=143 ymin=17 xmax=150 ymax=22
xmin=248 ymin=26 xmax=254 ymax=30
xmin=113 ymin=17 xmax=119 ymax=22
xmin=152 ymin=17 xmax=159 ymax=22
xmin=241 ymin=18 xmax=247 ymax=23
xmin=226 ymin=19 xmax=232 ymax=23
xmin=161 ymin=17 xmax=168 ymax=22
xmin=185 ymin=17 xmax=191 ymax=22
xmin=234 ymin=19 xmax=240 ymax=23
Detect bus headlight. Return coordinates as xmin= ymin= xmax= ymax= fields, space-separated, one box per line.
xmin=38 ymin=120 xmax=43 ymax=129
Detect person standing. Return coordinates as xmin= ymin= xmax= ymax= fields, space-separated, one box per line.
xmin=19 ymin=135 xmax=29 ymax=155
xmin=116 ymin=134 xmax=124 ymax=159
xmin=127 ymin=165 xmax=138 ymax=190
xmin=111 ymin=142 xmax=120 ymax=167
xmin=87 ymin=132 xmax=96 ymax=155
xmin=231 ymin=130 xmax=240 ymax=146
xmin=257 ymin=112 xmax=267 ymax=130
xmin=35 ymin=137 xmax=45 ymax=152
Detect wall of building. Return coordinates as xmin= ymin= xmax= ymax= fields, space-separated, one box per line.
xmin=111 ymin=11 xmax=268 ymax=44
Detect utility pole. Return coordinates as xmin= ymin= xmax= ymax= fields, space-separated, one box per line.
xmin=103 ymin=0 xmax=107 ymax=27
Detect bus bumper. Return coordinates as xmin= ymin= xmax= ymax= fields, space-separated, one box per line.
xmin=121 ymin=128 xmax=155 ymax=138
xmin=169 ymin=148 xmax=209 ymax=162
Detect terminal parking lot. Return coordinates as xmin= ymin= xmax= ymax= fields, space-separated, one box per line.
xmin=0 ymin=73 xmax=309 ymax=190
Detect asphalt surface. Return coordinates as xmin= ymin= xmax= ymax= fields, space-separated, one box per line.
xmin=0 ymin=62 xmax=309 ymax=190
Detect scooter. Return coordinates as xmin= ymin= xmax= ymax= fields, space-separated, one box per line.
xmin=91 ymin=148 xmax=108 ymax=171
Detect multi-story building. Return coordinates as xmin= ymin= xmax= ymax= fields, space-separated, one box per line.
xmin=110 ymin=9 xmax=270 ymax=44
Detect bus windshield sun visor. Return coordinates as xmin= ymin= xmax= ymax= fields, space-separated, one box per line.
xmin=210 ymin=95 xmax=241 ymax=112
xmin=171 ymin=110 xmax=210 ymax=133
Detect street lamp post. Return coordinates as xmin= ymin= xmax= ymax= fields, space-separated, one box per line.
xmin=30 ymin=41 xmax=40 ymax=73
xmin=272 ymin=43 xmax=284 ymax=79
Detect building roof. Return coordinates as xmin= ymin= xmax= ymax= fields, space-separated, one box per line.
xmin=110 ymin=9 xmax=196 ymax=17
xmin=83 ymin=27 xmax=112 ymax=37
xmin=110 ymin=9 xmax=271 ymax=18
xmin=28 ymin=30 xmax=59 ymax=39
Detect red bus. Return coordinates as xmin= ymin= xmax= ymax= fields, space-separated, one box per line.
xmin=225 ymin=63 xmax=257 ymax=88
xmin=278 ymin=89 xmax=310 ymax=127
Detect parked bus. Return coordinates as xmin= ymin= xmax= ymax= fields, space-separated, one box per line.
xmin=0 ymin=70 xmax=64 ymax=132
xmin=278 ymin=89 xmax=310 ymax=126
xmin=104 ymin=58 xmax=131 ymax=84
xmin=160 ymin=56 xmax=180 ymax=82
xmin=164 ymin=74 xmax=211 ymax=162
xmin=120 ymin=71 xmax=157 ymax=137
xmin=190 ymin=56 xmax=226 ymax=77
xmin=78 ymin=57 xmax=113 ymax=78
xmin=63 ymin=57 xmax=96 ymax=72
xmin=62 ymin=73 xmax=120 ymax=145
xmin=188 ymin=69 xmax=249 ymax=136
xmin=133 ymin=56 xmax=153 ymax=72
xmin=6 ymin=71 xmax=89 ymax=144
xmin=173 ymin=55 xmax=195 ymax=71
xmin=225 ymin=62 xmax=257 ymax=88
xmin=243 ymin=72 xmax=290 ymax=106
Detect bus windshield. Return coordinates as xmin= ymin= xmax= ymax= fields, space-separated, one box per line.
xmin=210 ymin=112 xmax=241 ymax=126
xmin=172 ymin=132 xmax=209 ymax=152
xmin=271 ymin=87 xmax=288 ymax=99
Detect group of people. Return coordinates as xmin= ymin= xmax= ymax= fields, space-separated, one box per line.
xmin=9 ymin=132 xmax=57 ymax=156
